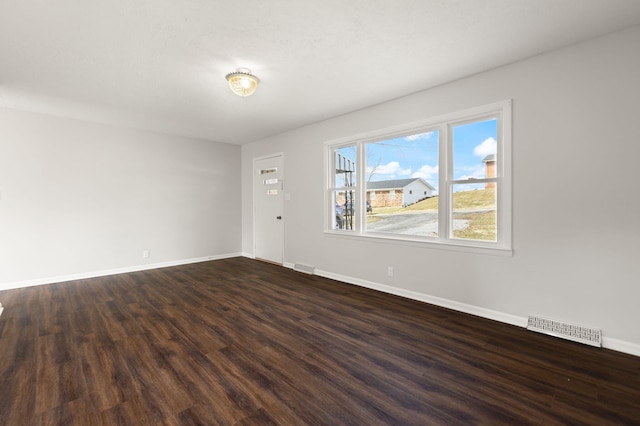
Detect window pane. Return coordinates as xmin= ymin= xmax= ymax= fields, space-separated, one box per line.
xmin=451 ymin=183 xmax=496 ymax=241
xmin=334 ymin=146 xmax=357 ymax=188
xmin=452 ymin=119 xmax=497 ymax=181
xmin=364 ymin=130 xmax=439 ymax=237
xmin=334 ymin=190 xmax=356 ymax=230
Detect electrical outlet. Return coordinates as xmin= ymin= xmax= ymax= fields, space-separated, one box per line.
xmin=142 ymin=250 xmax=149 ymax=258
xmin=387 ymin=266 xmax=394 ymax=277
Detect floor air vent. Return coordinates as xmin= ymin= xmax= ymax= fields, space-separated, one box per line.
xmin=527 ymin=316 xmax=602 ymax=347
xmin=293 ymin=263 xmax=315 ymax=275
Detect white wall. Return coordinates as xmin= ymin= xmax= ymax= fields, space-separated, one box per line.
xmin=242 ymin=25 xmax=640 ymax=355
xmin=0 ymin=109 xmax=241 ymax=288
xmin=403 ymin=180 xmax=432 ymax=206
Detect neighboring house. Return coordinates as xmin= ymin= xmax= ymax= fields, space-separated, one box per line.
xmin=366 ymin=178 xmax=436 ymax=208
xmin=483 ymin=154 xmax=496 ymax=188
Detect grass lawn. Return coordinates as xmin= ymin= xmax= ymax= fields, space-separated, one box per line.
xmin=367 ymin=187 xmax=496 ymax=240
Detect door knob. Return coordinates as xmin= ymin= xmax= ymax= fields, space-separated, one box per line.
xmin=276 ymin=216 xmax=282 ymax=220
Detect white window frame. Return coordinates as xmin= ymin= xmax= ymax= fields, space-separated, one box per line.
xmin=324 ymin=100 xmax=512 ymax=256
xmin=328 ymin=144 xmax=358 ymax=231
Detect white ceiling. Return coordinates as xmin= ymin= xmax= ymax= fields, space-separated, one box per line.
xmin=2 ymin=1 xmax=640 ymax=145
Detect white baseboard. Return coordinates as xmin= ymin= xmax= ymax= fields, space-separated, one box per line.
xmin=4 ymin=255 xmax=639 ymax=358
xmin=306 ymin=267 xmax=640 ymax=358
xmin=602 ymin=337 xmax=640 ymax=357
xmin=0 ymin=252 xmax=242 ymax=292
xmin=314 ymin=268 xmax=526 ymax=327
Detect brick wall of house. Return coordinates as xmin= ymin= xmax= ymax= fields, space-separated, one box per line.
xmin=368 ymin=190 xmax=403 ymax=207
xmin=485 ymin=160 xmax=496 ymax=188
xmin=336 ymin=191 xmax=354 ymax=206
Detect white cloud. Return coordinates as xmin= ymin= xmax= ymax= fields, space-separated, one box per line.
xmin=367 ymin=161 xmax=412 ymax=179
xmin=411 ymin=165 xmax=439 ymax=192
xmin=456 ymin=164 xmax=485 ymax=180
xmin=411 ymin=164 xmax=438 ymax=179
xmin=405 ymin=131 xmax=434 ymax=141
xmin=473 ymin=137 xmax=497 ymax=157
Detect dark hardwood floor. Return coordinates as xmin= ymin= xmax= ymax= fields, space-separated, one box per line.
xmin=0 ymin=257 xmax=639 ymax=425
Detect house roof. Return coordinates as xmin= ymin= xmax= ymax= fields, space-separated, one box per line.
xmin=367 ymin=178 xmax=435 ymax=191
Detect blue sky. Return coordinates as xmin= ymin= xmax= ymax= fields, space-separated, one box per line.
xmin=363 ymin=118 xmax=497 ymax=192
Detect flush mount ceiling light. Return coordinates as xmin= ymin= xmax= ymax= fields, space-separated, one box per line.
xmin=225 ymin=68 xmax=260 ymax=97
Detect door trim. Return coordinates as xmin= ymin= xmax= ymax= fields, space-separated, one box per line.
xmin=252 ymin=153 xmax=284 ymax=264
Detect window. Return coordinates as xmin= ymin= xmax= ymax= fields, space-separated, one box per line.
xmin=325 ymin=100 xmax=512 ymax=253
xmin=330 ymin=145 xmax=357 ymax=230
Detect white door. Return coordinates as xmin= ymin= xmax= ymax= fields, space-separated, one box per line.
xmin=254 ymin=155 xmax=284 ymax=264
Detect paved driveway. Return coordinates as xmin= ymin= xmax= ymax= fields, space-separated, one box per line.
xmin=367 ymin=212 xmax=469 ymax=236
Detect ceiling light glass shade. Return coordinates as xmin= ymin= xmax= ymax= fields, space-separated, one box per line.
xmin=225 ymin=68 xmax=260 ymax=97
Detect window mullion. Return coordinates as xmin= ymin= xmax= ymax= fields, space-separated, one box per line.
xmin=439 ymin=124 xmax=449 ymax=240
xmin=357 ymin=141 xmax=366 ymax=234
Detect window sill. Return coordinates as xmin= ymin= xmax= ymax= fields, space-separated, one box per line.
xmin=324 ymin=229 xmax=513 ymax=257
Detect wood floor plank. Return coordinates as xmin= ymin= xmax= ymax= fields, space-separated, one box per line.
xmin=1 ymin=257 xmax=640 ymax=425
xmin=35 ymin=339 xmax=84 ymax=414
